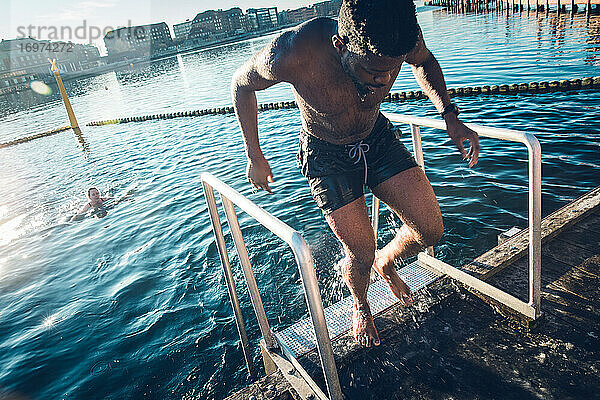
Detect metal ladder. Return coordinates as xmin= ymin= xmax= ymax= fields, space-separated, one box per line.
xmin=201 ymin=112 xmax=542 ymax=400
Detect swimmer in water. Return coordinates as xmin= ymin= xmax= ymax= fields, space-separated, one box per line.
xmin=70 ymin=187 xmax=113 ymax=221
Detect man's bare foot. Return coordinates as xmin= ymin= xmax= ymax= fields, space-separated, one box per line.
xmin=373 ymin=253 xmax=413 ymax=306
xmin=352 ymin=303 xmax=380 ymax=347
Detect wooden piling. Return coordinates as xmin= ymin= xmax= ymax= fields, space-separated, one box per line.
xmin=49 ymin=59 xmax=81 ymax=135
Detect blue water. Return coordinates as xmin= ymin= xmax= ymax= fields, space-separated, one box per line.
xmin=1 ymin=9 xmax=599 ymax=400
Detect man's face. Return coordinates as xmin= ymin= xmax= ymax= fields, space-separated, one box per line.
xmin=339 ymin=49 xmax=403 ymax=99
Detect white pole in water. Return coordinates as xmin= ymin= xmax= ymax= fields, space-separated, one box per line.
xmin=49 ymin=58 xmax=81 ymax=135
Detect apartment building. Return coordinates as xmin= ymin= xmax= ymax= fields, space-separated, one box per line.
xmin=104 ymin=22 xmax=173 ymax=60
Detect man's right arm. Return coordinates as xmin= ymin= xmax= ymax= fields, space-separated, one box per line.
xmin=231 ymin=30 xmax=298 ymax=192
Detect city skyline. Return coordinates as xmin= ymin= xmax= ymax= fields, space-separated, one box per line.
xmin=1 ymin=0 xmax=316 ymax=54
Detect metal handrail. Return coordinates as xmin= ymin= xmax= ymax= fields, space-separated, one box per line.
xmin=200 ymin=172 xmax=343 ymax=400
xmin=201 ymin=112 xmax=541 ymax=400
xmin=381 ymin=112 xmax=542 ymax=319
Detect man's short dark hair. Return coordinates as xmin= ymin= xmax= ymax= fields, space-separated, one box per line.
xmin=338 ymin=0 xmax=419 ymax=57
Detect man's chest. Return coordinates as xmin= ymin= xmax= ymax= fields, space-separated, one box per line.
xmin=292 ymin=76 xmax=382 ymax=117
xmin=291 ymin=60 xmax=402 ymax=113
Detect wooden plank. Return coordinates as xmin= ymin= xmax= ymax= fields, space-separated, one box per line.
xmin=487 ymin=255 xmax=574 ymax=301
xmin=543 ymin=255 xmax=600 ymax=333
xmin=476 ymin=253 xmax=600 ymax=336
xmin=530 ymin=0 xmax=599 ymax=3
xmin=462 ymin=186 xmax=600 ymax=279
xmin=542 ymin=237 xmax=597 ymax=268
xmin=486 ymin=239 xmax=597 ymax=303
xmin=547 ymin=256 xmax=600 ymax=303
xmin=419 ymin=253 xmax=537 ymax=319
xmin=574 ymin=210 xmax=600 ymax=234
xmin=556 ymin=225 xmax=600 ymax=254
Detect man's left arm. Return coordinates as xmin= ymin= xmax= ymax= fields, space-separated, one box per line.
xmin=405 ymin=29 xmax=480 ymax=167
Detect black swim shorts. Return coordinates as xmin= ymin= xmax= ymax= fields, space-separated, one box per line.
xmin=297 ymin=113 xmax=418 ymax=215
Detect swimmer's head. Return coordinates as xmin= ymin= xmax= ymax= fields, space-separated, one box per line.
xmin=87 ymin=187 xmax=101 ymax=203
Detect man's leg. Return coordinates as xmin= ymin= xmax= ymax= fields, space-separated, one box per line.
xmin=371 ymin=166 xmax=443 ymax=303
xmin=324 ymin=196 xmax=379 ymax=347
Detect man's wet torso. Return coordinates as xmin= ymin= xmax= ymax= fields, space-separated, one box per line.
xmin=289 ymin=18 xmax=404 ymax=145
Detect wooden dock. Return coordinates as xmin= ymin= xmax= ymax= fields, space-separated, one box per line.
xmin=425 ymin=0 xmax=600 ymax=14
xmin=225 ymin=186 xmax=600 ymax=400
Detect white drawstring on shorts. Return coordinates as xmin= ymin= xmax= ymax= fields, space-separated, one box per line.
xmin=347 ymin=141 xmax=370 ymax=185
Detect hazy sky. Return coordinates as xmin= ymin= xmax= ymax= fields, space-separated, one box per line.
xmin=1 ymin=0 xmax=314 ymax=53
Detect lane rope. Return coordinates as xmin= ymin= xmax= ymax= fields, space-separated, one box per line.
xmin=2 ymin=76 xmax=598 ymax=148
xmin=0 ymin=126 xmax=71 ymax=149
xmin=86 ymin=76 xmax=600 ymax=127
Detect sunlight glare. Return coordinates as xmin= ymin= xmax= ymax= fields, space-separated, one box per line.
xmin=42 ymin=313 xmax=59 ymax=329
xmin=0 ymin=214 xmax=26 ymax=247
xmin=31 ymin=81 xmax=52 ymax=96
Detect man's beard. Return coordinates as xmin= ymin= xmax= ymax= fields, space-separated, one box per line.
xmin=341 ymin=59 xmax=373 ymax=102
xmin=351 ymin=76 xmax=374 ymax=102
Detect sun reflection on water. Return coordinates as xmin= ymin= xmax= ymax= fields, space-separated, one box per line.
xmin=0 ymin=214 xmax=26 ymax=247
xmin=42 ymin=313 xmax=60 ymax=329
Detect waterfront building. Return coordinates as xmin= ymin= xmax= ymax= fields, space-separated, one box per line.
xmin=187 ymin=8 xmax=251 ymax=45
xmin=279 ymin=7 xmax=317 ymax=25
xmin=246 ymin=7 xmax=279 ymax=31
xmin=0 ymin=37 xmax=102 ymax=93
xmin=279 ymin=0 xmax=342 ymax=25
xmin=103 ymin=22 xmax=173 ymax=61
xmin=222 ymin=8 xmax=249 ymax=35
xmin=188 ymin=10 xmax=225 ymax=43
xmin=313 ymin=0 xmax=343 ymax=16
xmin=173 ymin=20 xmax=193 ymax=41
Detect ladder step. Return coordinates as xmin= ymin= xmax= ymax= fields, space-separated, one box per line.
xmin=275 ymin=261 xmax=441 ymax=358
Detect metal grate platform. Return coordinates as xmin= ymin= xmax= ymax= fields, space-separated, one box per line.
xmin=275 ymin=261 xmax=441 ymax=358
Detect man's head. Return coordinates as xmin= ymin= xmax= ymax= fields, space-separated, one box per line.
xmin=333 ymin=0 xmax=419 ymax=98
xmin=337 ymin=0 xmax=419 ymax=58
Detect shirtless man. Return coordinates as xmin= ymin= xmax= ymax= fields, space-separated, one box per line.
xmin=231 ymin=0 xmax=480 ymax=347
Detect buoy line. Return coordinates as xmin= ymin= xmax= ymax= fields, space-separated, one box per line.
xmin=0 ymin=126 xmax=71 ymax=149
xmin=86 ymin=77 xmax=600 ymax=127
xmin=3 ymin=77 xmax=598 ymax=149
